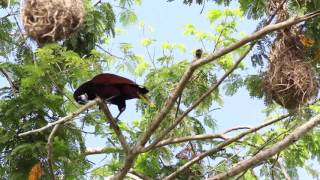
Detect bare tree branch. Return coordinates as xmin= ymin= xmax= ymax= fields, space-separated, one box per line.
xmin=0 ymin=10 xmax=18 ymax=20
xmin=84 ymin=122 xmax=275 ymax=154
xmin=209 ymin=113 xmax=320 ymax=179
xmin=0 ymin=68 xmax=17 ymax=95
xmin=111 ymin=153 xmax=137 ymax=180
xmin=143 ymin=43 xmax=254 ymax=153
xmin=96 ymin=44 xmax=126 ymax=61
xmin=126 ymin=173 xmax=143 ymax=180
xmin=111 ymin=10 xmax=320 ymax=179
xmin=97 ymin=98 xmax=130 ymax=153
xmin=222 ymin=126 xmax=252 ymax=134
xmin=152 ymin=134 xmax=229 ymax=149
xmin=135 ymin=67 xmax=196 ymax=150
xmin=18 ymin=98 xmax=99 ymax=137
xmin=163 ymin=114 xmax=290 ymax=180
xmin=47 ymin=124 xmax=60 ymax=180
xmin=129 ymin=169 xmax=152 ymax=180
xmin=278 ymin=159 xmax=291 ymax=180
xmin=192 ymin=10 xmax=320 ymax=68
xmin=276 ymin=159 xmax=291 ymax=180
xmin=84 ymin=146 xmax=123 ymax=156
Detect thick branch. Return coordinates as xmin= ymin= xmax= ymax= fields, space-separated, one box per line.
xmin=143 ymin=43 xmax=254 ymax=153
xmin=129 ymin=169 xmax=152 ymax=180
xmin=135 ymin=67 xmax=196 ymax=150
xmin=18 ymin=99 xmax=99 ymax=137
xmin=209 ymin=113 xmax=320 ymax=179
xmin=114 ymin=10 xmax=320 ymax=179
xmin=163 ymin=114 xmax=290 ymax=180
xmin=47 ymin=124 xmax=60 ymax=180
xmin=139 ymin=0 xmax=296 ymax=154
xmin=84 ymin=146 xmax=123 ymax=155
xmin=97 ymin=98 xmax=130 ymax=153
xmin=126 ymin=173 xmax=143 ymax=180
xmin=111 ymin=153 xmax=137 ymax=180
xmin=192 ymin=10 xmax=320 ymax=68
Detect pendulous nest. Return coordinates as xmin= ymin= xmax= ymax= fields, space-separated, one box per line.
xmin=264 ymin=29 xmax=318 ymax=109
xmin=21 ymin=0 xmax=84 ymax=43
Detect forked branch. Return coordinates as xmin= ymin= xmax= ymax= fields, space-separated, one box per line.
xmin=209 ymin=113 xmax=320 ymax=179
xmin=163 ymin=114 xmax=290 ymax=179
xmin=100 ymin=9 xmax=320 ymax=180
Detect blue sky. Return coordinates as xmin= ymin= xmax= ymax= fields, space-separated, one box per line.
xmin=0 ymin=0 xmax=317 ymax=178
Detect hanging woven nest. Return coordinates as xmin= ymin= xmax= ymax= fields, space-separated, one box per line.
xmin=264 ymin=29 xmax=318 ymax=109
xmin=21 ymin=0 xmax=84 ymax=43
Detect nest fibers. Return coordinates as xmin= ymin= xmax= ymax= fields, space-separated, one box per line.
xmin=21 ymin=0 xmax=84 ymax=43
xmin=264 ymin=29 xmax=318 ymax=110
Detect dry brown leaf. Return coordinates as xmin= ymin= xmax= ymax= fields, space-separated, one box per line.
xmin=28 ymin=163 xmax=42 ymax=180
xmin=299 ymin=35 xmax=315 ymax=47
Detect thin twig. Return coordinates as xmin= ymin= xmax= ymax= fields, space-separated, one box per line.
xmin=209 ymin=113 xmax=320 ymax=179
xmin=0 ymin=68 xmax=17 ymax=95
xmin=278 ymin=159 xmax=291 ymax=180
xmin=265 ymin=0 xmax=288 ymax=25
xmin=18 ymin=99 xmax=99 ymax=137
xmin=152 ymin=134 xmax=228 ymax=149
xmin=0 ymin=12 xmax=18 ymax=20
xmin=47 ymin=124 xmax=61 ymax=180
xmin=163 ymin=114 xmax=290 ymax=180
xmin=223 ymin=126 xmax=252 ymax=134
xmin=96 ymin=44 xmax=126 ymax=61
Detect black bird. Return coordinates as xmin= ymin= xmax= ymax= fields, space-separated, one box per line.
xmin=195 ymin=49 xmax=203 ymax=59
xmin=74 ymin=73 xmax=154 ymax=119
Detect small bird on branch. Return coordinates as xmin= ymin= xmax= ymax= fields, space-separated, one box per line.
xmin=195 ymin=49 xmax=203 ymax=59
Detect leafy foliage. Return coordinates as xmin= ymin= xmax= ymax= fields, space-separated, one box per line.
xmin=1 ymin=0 xmax=320 ymax=179
xmin=64 ymin=1 xmax=116 ymax=56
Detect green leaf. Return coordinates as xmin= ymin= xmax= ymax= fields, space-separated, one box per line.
xmin=120 ymin=10 xmax=138 ymax=26
xmin=207 ymin=9 xmax=222 ymax=23
xmin=161 ymin=41 xmax=173 ymax=49
xmin=134 ymin=0 xmax=142 ymax=5
xmin=120 ymin=43 xmax=133 ymax=52
xmin=135 ymin=60 xmax=150 ymax=76
xmin=174 ymin=44 xmax=187 ymax=53
xmin=309 ymin=104 xmax=320 ymax=113
xmin=140 ymin=38 xmax=155 ymax=46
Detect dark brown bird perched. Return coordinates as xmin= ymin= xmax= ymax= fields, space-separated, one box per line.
xmin=74 ymin=73 xmax=154 ymax=119
xmin=195 ymin=49 xmax=203 ymax=59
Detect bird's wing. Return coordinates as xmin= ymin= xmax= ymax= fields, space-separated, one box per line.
xmin=94 ymin=83 xmax=147 ymax=99
xmin=93 ymin=84 xmax=121 ymax=100
xmin=91 ymin=73 xmax=136 ymax=85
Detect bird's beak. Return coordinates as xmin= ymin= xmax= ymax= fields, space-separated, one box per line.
xmin=77 ymin=94 xmax=88 ymax=105
xmin=138 ymin=93 xmax=155 ymax=107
